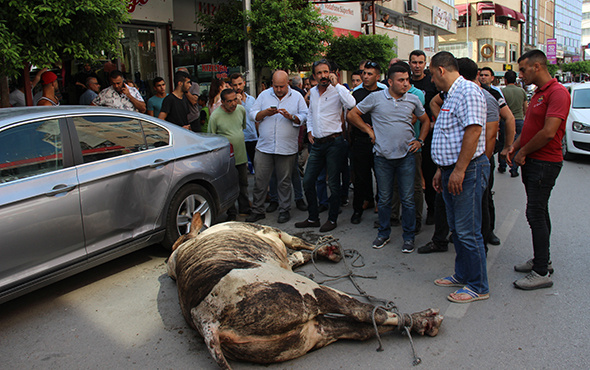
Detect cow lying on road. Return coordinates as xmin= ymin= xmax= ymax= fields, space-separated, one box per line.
xmin=167 ymin=217 xmax=443 ymax=369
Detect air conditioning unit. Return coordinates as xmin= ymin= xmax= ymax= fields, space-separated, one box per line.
xmin=405 ymin=0 xmax=418 ymax=14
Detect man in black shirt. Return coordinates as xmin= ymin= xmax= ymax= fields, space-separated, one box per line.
xmin=409 ymin=50 xmax=438 ymax=226
xmin=158 ymin=71 xmax=192 ymax=129
xmin=348 ymin=61 xmax=383 ymax=224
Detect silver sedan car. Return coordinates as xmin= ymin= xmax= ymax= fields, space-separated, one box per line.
xmin=0 ymin=106 xmax=239 ymax=303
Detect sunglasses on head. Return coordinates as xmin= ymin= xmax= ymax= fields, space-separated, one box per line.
xmin=364 ymin=61 xmax=380 ymax=69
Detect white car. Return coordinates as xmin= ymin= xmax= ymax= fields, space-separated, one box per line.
xmin=563 ymin=83 xmax=590 ymax=160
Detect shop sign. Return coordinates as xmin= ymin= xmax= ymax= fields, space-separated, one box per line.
xmin=316 ymin=2 xmax=361 ymax=37
xmin=547 ymin=38 xmax=557 ymax=64
xmin=128 ymin=0 xmax=173 ymax=23
xmin=199 ymin=64 xmax=229 ymax=73
xmin=432 ymin=6 xmax=452 ymax=31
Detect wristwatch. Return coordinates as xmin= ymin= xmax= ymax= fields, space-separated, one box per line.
xmin=417 ymin=139 xmax=424 ymax=146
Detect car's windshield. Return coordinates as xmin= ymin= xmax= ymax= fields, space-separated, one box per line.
xmin=572 ymin=89 xmax=590 ymax=109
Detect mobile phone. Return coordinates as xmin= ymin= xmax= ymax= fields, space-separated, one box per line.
xmin=270 ymin=105 xmax=277 ymax=109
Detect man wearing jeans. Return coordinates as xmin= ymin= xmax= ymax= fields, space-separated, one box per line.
xmin=295 ymin=59 xmax=355 ymax=233
xmin=429 ymin=51 xmax=490 ymax=304
xmin=508 ymin=49 xmax=570 ymax=290
xmin=347 ymin=63 xmax=429 ymax=252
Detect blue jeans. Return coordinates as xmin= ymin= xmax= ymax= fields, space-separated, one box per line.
xmin=374 ymin=154 xmax=416 ymax=241
xmin=303 ymin=137 xmax=346 ymax=222
xmin=441 ymin=155 xmax=490 ymax=294
xmin=521 ymin=158 xmax=562 ymax=275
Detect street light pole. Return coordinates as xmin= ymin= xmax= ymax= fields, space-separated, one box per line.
xmin=244 ymin=0 xmax=256 ymax=96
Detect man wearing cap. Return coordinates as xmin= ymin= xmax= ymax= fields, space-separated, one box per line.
xmin=92 ymin=70 xmax=146 ymax=113
xmin=37 ymin=72 xmax=60 ymax=106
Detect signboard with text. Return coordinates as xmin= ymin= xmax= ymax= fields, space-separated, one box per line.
xmin=547 ymin=38 xmax=557 ymax=64
xmin=316 ymin=2 xmax=361 ymax=37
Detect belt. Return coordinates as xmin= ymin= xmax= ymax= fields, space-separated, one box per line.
xmin=440 ymin=154 xmax=485 ymax=171
xmin=314 ymin=132 xmax=341 ymax=144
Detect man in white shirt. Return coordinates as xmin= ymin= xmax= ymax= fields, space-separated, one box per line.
xmin=246 ymin=71 xmax=308 ymax=224
xmin=295 ymin=59 xmax=355 ymax=233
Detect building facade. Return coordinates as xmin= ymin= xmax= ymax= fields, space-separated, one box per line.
xmin=583 ymin=0 xmax=590 ymax=59
xmin=438 ymin=0 xmax=525 ymax=74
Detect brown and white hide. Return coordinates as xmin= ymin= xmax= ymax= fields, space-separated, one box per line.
xmin=167 ymin=218 xmax=443 ymax=369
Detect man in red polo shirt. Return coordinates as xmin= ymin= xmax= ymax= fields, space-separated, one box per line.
xmin=507 ymin=49 xmax=570 ymax=290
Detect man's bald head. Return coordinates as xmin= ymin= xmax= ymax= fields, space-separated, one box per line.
xmin=272 ymin=70 xmax=289 ymax=98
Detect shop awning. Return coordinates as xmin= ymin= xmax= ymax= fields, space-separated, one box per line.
xmin=477 ymin=2 xmax=495 ymax=14
xmin=455 ymin=4 xmax=471 ymax=17
xmin=494 ymin=3 xmax=526 ymax=23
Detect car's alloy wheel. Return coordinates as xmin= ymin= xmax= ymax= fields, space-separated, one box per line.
xmin=163 ymin=184 xmax=216 ymax=249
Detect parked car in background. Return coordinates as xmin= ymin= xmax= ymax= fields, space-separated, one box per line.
xmin=563 ymin=83 xmax=590 ymax=160
xmin=0 ymin=106 xmax=238 ymax=303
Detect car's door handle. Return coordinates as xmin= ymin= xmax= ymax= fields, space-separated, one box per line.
xmin=149 ymin=159 xmax=171 ymax=168
xmin=45 ymin=184 xmax=77 ymax=196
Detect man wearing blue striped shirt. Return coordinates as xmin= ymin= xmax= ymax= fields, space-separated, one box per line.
xmin=429 ymin=51 xmax=490 ymax=304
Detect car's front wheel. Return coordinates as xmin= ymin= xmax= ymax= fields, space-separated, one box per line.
xmin=163 ymin=184 xmax=216 ymax=249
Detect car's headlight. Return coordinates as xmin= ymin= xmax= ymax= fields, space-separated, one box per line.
xmin=572 ymin=121 xmax=590 ymax=133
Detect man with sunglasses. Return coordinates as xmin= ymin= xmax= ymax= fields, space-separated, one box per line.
xmin=295 ymin=59 xmax=356 ymax=233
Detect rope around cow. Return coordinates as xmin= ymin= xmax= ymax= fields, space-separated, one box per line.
xmin=306 ymin=235 xmax=422 ymax=366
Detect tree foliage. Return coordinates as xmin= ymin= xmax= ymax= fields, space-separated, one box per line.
xmin=547 ymin=62 xmax=559 ymax=77
xmin=197 ymin=0 xmax=334 ymax=71
xmin=560 ymin=61 xmax=590 ymax=75
xmin=0 ymin=0 xmax=129 ymax=78
xmin=326 ymin=34 xmax=397 ymax=71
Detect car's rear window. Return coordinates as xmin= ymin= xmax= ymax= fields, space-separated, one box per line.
xmin=72 ymin=116 xmax=169 ymax=163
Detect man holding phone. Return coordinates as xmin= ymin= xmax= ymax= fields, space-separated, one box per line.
xmin=92 ymin=69 xmax=146 ymax=113
xmin=246 ymin=70 xmax=308 ymax=224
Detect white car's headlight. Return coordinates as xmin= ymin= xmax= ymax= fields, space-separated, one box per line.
xmin=572 ymin=121 xmax=590 ymax=133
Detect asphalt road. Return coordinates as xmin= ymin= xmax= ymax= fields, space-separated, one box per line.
xmin=2 ymin=156 xmax=590 ymax=369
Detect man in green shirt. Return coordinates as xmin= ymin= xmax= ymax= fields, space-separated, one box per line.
xmin=499 ymin=70 xmax=528 ymax=177
xmin=209 ymin=89 xmax=251 ymax=220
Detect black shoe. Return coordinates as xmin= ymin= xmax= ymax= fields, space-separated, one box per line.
xmin=341 ymin=197 xmax=349 ymax=206
xmin=295 ymin=219 xmax=321 ymax=228
xmin=245 ymin=212 xmax=265 ymax=222
xmin=498 ymin=167 xmax=506 ymax=173
xmin=351 ymin=212 xmax=362 ymax=224
xmin=320 ymin=220 xmax=337 ymax=232
xmin=226 ymin=214 xmax=237 ymax=221
xmin=417 ymin=241 xmax=448 ymax=254
xmin=295 ymin=199 xmax=308 ymax=211
xmin=266 ymin=201 xmax=279 ymax=213
xmin=415 ymin=219 xmax=422 ymax=234
xmin=510 ymin=170 xmax=520 ymax=178
xmin=488 ymin=232 xmax=501 ymax=245
xmin=277 ymin=211 xmax=290 ymax=224
xmin=239 ymin=209 xmax=252 ymax=216
xmin=425 ymin=211 xmax=435 ymax=225
xmin=318 ymin=204 xmax=329 ymax=213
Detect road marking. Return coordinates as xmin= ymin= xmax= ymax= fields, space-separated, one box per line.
xmin=443 ymin=208 xmax=521 ymax=318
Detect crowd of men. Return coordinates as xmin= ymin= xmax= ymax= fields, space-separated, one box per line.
xmin=10 ymin=48 xmax=569 ymax=301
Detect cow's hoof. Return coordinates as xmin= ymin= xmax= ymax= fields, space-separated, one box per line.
xmin=409 ymin=308 xmax=443 ymax=337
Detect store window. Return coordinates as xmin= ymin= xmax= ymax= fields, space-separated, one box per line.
xmin=120 ymin=26 xmax=158 ymax=101
xmin=424 ymin=28 xmax=435 ymax=53
xmin=495 ymin=41 xmax=507 ymax=62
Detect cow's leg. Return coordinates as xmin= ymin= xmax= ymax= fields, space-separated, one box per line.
xmin=313 ymin=286 xmax=442 ymax=336
xmin=193 ymin=314 xmax=232 ymax=370
xmin=277 ymin=231 xmax=342 ymax=263
xmin=309 ymin=316 xmax=398 ymax=350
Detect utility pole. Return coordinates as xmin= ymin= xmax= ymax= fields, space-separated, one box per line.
xmin=244 ymin=0 xmax=256 ymax=96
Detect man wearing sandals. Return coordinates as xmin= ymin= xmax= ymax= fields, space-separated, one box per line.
xmin=507 ymin=50 xmax=569 ymax=290
xmin=429 ymin=52 xmax=490 ymax=303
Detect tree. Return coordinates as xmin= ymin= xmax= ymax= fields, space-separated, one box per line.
xmin=561 ymin=61 xmax=590 ymax=76
xmin=546 ymin=62 xmax=560 ymax=77
xmin=0 ymin=0 xmax=128 ymax=106
xmin=325 ymin=34 xmax=397 ymax=71
xmin=197 ymin=0 xmax=334 ymax=71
